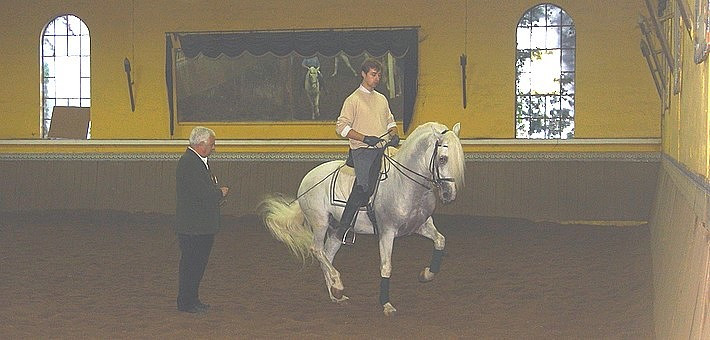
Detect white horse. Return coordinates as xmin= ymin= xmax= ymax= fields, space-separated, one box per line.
xmin=259 ymin=122 xmax=464 ymax=316
xmin=304 ymin=66 xmax=320 ymax=119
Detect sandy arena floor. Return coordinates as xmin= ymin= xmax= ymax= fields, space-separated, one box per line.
xmin=0 ymin=211 xmax=654 ymax=338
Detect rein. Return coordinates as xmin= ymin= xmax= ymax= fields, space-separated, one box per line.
xmin=288 ymin=163 xmax=345 ymax=205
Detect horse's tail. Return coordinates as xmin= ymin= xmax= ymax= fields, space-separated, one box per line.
xmin=258 ymin=194 xmax=313 ymax=262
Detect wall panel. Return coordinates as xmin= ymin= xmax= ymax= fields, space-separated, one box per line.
xmin=649 ymin=156 xmax=710 ymax=339
xmin=0 ymin=152 xmax=658 ymax=224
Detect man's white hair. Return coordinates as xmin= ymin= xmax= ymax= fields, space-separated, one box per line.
xmin=189 ymin=126 xmax=215 ymax=147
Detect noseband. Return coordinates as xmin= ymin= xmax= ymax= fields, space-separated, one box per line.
xmin=428 ymin=139 xmax=455 ymax=189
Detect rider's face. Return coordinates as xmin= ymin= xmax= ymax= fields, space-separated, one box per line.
xmin=361 ymin=68 xmax=381 ymax=91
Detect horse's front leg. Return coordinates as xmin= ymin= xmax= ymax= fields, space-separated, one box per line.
xmin=314 ymin=93 xmax=320 ymax=118
xmin=415 ymin=216 xmax=445 ymax=283
xmin=378 ymin=230 xmax=397 ymax=316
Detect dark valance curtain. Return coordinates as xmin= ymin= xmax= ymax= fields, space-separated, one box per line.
xmin=178 ymin=29 xmax=416 ymax=59
xmin=166 ymin=28 xmax=418 ymax=135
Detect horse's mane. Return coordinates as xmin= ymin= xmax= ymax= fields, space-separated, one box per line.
xmin=399 ymin=122 xmax=465 ymax=189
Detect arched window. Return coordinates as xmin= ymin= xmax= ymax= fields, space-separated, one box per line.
xmin=515 ymin=4 xmax=575 ymax=139
xmin=41 ymin=14 xmax=90 ymax=138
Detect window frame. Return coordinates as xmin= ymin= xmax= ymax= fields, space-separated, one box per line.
xmin=515 ymin=3 xmax=576 ymax=139
xmin=40 ymin=14 xmax=91 ymax=139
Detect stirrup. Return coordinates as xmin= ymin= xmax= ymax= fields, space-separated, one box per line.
xmin=341 ymin=227 xmax=356 ymax=245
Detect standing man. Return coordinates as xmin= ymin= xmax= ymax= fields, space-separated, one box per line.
xmin=175 ymin=126 xmax=229 ymax=314
xmin=334 ymin=58 xmax=400 ymax=245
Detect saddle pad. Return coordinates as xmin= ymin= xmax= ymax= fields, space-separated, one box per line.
xmin=329 ymin=146 xmax=397 ymax=208
xmin=329 ymin=166 xmax=357 ymax=207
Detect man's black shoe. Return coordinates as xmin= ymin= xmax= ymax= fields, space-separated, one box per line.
xmin=178 ymin=304 xmax=208 ymax=314
xmin=178 ymin=306 xmax=200 ymax=314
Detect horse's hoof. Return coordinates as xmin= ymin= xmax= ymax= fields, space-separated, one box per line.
xmin=382 ymin=302 xmax=397 ymax=316
xmin=418 ymin=267 xmax=435 ymax=283
xmin=330 ymin=286 xmax=344 ymax=299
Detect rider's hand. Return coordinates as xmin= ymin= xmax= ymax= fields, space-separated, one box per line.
xmin=387 ymin=134 xmax=400 ymax=147
xmin=363 ymin=135 xmax=384 ymax=147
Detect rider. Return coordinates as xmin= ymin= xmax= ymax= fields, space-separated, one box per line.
xmin=334 ymin=58 xmax=400 ymax=245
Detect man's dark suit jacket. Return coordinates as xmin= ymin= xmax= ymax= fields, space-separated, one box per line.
xmin=176 ymin=148 xmax=223 ymax=235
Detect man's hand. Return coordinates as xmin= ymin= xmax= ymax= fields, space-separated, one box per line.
xmin=387 ymin=134 xmax=400 ymax=147
xmin=363 ymin=135 xmax=384 ymax=147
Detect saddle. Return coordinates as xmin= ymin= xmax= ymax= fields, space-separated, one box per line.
xmin=330 ymin=147 xmax=398 ymax=234
xmin=331 ymin=147 xmax=397 ymax=206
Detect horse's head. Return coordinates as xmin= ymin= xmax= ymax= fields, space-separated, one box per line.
xmin=429 ymin=122 xmax=464 ymax=204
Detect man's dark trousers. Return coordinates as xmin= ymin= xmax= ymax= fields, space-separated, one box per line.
xmin=177 ymin=233 xmax=214 ymax=310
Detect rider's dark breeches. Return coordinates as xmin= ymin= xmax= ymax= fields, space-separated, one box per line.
xmin=351 ymin=147 xmax=384 ymax=196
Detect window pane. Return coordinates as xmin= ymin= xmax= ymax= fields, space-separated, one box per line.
xmin=546 ymin=119 xmax=561 ymax=139
xmin=79 ymin=21 xmax=89 ymax=35
xmin=68 ymin=15 xmax=81 ymax=35
xmin=531 ymin=5 xmax=547 ymax=26
xmin=55 ymin=36 xmax=67 ymax=57
xmin=548 ymin=6 xmax=562 ymax=26
xmin=561 ymin=26 xmax=576 ymax=48
xmin=561 ymin=72 xmax=575 ymax=94
xmin=516 ymin=95 xmax=531 ymax=118
xmin=561 ymin=10 xmax=573 ymax=26
xmin=43 ymin=57 xmax=55 ymax=77
xmin=67 ymin=35 xmax=81 ymax=56
xmin=561 ymin=49 xmax=575 ymax=71
xmin=562 ymin=96 xmax=575 ymax=116
xmin=68 ymin=98 xmax=81 ymax=106
xmin=531 ymin=27 xmax=547 ymax=49
xmin=55 ymin=57 xmax=80 ymax=98
xmin=546 ymin=26 xmax=561 ymax=48
xmin=80 ymin=56 xmax=90 ymax=77
xmin=530 ymin=96 xmax=545 ymax=118
xmin=81 ymin=78 xmax=90 ymax=100
xmin=45 ymin=20 xmax=55 ymax=35
xmin=561 ymin=119 xmax=574 ymax=139
xmin=529 ymin=118 xmax=545 ymax=138
xmin=516 ymin=27 xmax=531 ymax=49
xmin=545 ymin=95 xmax=560 ymax=118
xmin=516 ymin=72 xmax=531 ymax=95
xmin=516 ymin=118 xmax=531 ymax=138
xmin=43 ymin=36 xmax=55 ymax=57
xmin=45 ymin=77 xmax=56 ymax=98
xmin=43 ymin=99 xmax=55 ymax=120
xmin=81 ymin=35 xmax=90 ymax=56
xmin=56 ymin=16 xmax=68 ymax=35
xmin=516 ymin=49 xmax=531 ymax=71
xmin=518 ymin=12 xmax=531 ymax=27
xmin=529 ymin=50 xmax=560 ymax=94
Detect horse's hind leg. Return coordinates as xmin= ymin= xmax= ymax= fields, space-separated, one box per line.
xmin=310 ymin=220 xmax=347 ymax=302
xmin=415 ymin=216 xmax=445 ymax=283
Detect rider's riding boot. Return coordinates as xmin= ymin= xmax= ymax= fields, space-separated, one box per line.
xmin=335 ymin=185 xmax=366 ymax=245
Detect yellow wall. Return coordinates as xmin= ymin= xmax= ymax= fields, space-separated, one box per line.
xmin=0 ymin=0 xmax=660 ymax=146
xmin=664 ymin=29 xmax=710 ymax=180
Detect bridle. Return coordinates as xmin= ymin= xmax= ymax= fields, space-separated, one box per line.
xmin=427 ymin=139 xmax=456 ymax=188
xmin=384 ymin=131 xmax=456 ymax=190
